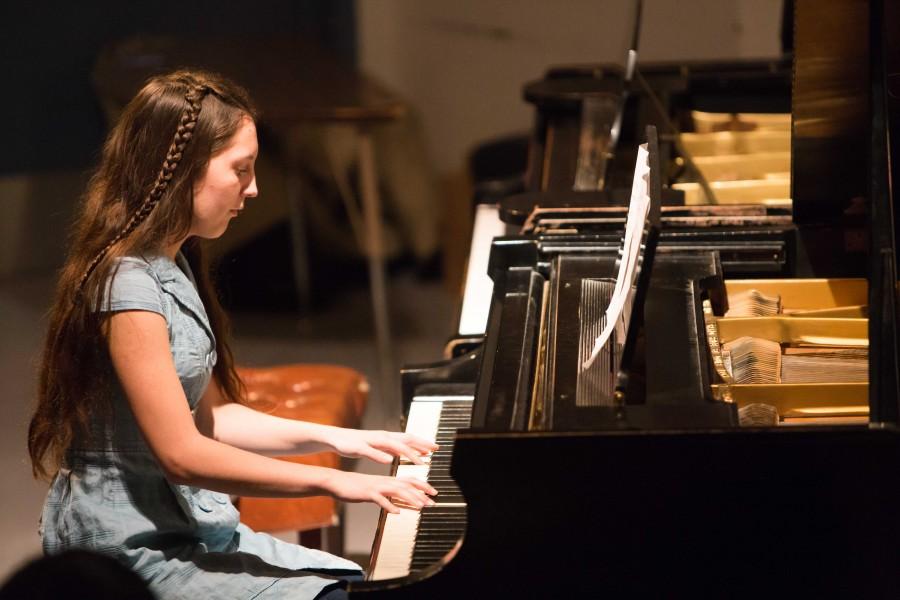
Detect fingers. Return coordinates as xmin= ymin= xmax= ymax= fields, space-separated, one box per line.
xmin=401 ymin=433 xmax=439 ymax=453
xmin=389 ymin=485 xmax=435 ymax=510
xmin=359 ymin=446 xmax=394 ymax=464
xmin=339 ymin=473 xmax=439 ymax=513
xmin=380 ymin=439 xmax=427 ymax=465
xmin=397 ymin=476 xmax=438 ymax=497
xmin=381 ymin=431 xmax=439 ymax=451
xmin=370 ymin=432 xmax=439 ymax=465
xmin=376 ymin=477 xmax=437 ymax=512
xmin=371 ymin=492 xmax=400 ymax=514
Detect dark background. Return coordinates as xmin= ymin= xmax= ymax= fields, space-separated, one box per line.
xmin=0 ymin=1 xmax=356 ymax=175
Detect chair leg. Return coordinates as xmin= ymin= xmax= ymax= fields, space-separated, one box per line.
xmin=298 ymin=524 xmax=344 ymax=556
xmin=299 ymin=528 xmax=322 ymax=549
xmin=326 ymin=523 xmax=344 ymax=557
xmin=286 ymin=172 xmax=313 ymax=313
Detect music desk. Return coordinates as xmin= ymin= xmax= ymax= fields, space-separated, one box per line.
xmin=94 ymin=35 xmax=406 ymax=409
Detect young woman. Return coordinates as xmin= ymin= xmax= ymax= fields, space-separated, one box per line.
xmin=27 ymin=70 xmax=437 ymax=600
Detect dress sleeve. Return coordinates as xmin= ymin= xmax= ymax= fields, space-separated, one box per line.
xmin=101 ymin=257 xmax=166 ymax=318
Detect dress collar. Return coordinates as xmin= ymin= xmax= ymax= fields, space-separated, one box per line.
xmin=143 ymin=253 xmax=216 ymax=345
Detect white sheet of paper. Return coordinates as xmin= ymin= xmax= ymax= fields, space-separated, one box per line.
xmin=583 ymin=143 xmax=651 ymax=369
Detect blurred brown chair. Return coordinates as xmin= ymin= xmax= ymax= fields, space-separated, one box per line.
xmin=235 ymin=364 xmax=368 ymax=555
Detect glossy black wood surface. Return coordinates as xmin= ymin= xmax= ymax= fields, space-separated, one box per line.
xmin=352 ymin=427 xmax=900 ymax=597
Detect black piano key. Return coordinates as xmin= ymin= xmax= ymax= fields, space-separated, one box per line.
xmin=409 ymin=502 xmax=468 ymax=570
xmin=388 ymin=397 xmax=473 ymax=576
xmin=416 ymin=517 xmax=466 ymax=525
xmin=415 ymin=532 xmax=465 ymax=542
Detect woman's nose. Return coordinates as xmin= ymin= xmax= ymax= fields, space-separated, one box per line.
xmin=244 ymin=176 xmax=258 ymax=198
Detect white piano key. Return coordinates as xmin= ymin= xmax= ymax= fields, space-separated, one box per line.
xmin=369 ymin=508 xmax=422 ymax=580
xmin=395 ymin=464 xmax=429 ymax=483
xmin=404 ymin=401 xmax=443 ymax=443
xmin=368 ymin=396 xmax=473 ymax=581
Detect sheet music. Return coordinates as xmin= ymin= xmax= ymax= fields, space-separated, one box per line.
xmin=583 ymin=142 xmax=651 ymax=369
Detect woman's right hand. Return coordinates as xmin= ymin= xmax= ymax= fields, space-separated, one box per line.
xmin=323 ymin=471 xmax=437 ymax=514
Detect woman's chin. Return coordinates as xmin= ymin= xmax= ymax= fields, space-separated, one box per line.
xmin=193 ymin=223 xmax=231 ymax=240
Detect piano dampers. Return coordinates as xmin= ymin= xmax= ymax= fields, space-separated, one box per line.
xmin=576 ymin=278 xmax=618 ymax=406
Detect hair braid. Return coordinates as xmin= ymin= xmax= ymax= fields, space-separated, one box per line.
xmin=75 ymin=83 xmax=210 ymax=297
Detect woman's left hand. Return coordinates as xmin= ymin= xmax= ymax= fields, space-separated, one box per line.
xmin=328 ymin=429 xmax=439 ymax=465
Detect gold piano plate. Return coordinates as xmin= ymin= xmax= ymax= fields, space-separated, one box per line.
xmin=713 ymin=382 xmax=867 ymax=411
xmin=673 ymin=179 xmax=790 ymax=206
xmin=716 ymin=316 xmax=867 ymax=346
xmin=712 ymin=278 xmax=871 ymax=425
xmin=724 ymin=278 xmax=868 ymax=310
xmin=691 ymin=111 xmax=791 ymax=133
xmin=676 ymin=129 xmax=792 ymax=205
xmin=689 ymin=151 xmax=790 ymax=181
xmin=679 ymin=130 xmax=791 ymax=156
xmin=785 ymin=305 xmax=867 ymax=318
xmin=779 ymin=405 xmax=869 ymax=426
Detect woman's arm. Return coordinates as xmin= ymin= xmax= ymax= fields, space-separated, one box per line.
xmin=196 ymin=382 xmax=437 ymax=464
xmin=107 ymin=310 xmax=435 ymax=513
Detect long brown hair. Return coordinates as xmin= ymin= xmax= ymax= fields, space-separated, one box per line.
xmin=28 ymin=70 xmax=258 ymax=479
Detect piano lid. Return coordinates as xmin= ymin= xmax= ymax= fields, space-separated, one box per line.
xmin=789 ymin=0 xmax=869 ymax=280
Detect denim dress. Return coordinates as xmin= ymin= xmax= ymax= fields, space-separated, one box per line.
xmin=40 ymin=253 xmax=362 ymax=599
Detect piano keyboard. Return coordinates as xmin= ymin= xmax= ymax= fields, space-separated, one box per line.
xmin=458 ymin=204 xmax=506 ymax=336
xmin=368 ymin=395 xmax=473 ymax=581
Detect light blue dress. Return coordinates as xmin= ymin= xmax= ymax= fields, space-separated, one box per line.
xmin=40 ymin=253 xmax=362 ymax=599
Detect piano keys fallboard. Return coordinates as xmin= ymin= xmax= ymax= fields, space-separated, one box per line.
xmin=367 ymin=395 xmax=473 ymax=581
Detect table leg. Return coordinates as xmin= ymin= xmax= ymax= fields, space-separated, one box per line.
xmin=357 ymin=129 xmax=397 ymax=417
xmin=286 ymin=173 xmax=313 ymax=313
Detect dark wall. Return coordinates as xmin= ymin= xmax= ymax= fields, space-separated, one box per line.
xmin=0 ymin=1 xmax=355 ymax=175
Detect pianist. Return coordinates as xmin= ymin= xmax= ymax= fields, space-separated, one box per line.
xmin=27 ymin=70 xmax=437 ymax=600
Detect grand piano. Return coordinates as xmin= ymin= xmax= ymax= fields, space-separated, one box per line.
xmin=350 ymin=0 xmax=900 ymax=595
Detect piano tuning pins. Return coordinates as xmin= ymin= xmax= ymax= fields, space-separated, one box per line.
xmin=738 ymin=403 xmax=779 ymax=426
xmin=723 ymin=336 xmax=781 ymax=384
xmin=711 ymin=289 xmax=868 ymax=391
xmin=780 ymin=347 xmax=867 ymax=384
xmin=725 ymin=289 xmax=781 ymax=317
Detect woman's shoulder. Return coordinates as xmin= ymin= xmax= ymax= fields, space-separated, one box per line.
xmin=103 ymin=255 xmax=170 ymax=316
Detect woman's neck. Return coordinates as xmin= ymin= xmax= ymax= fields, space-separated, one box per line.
xmin=162 ymin=238 xmax=187 ymax=260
